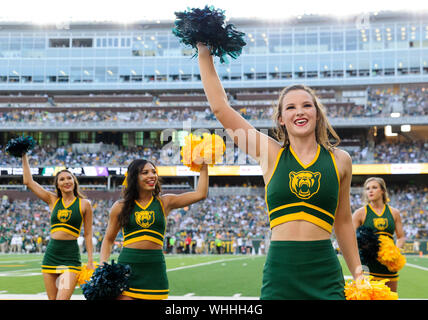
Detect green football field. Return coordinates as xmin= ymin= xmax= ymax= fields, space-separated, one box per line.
xmin=0 ymin=253 xmax=427 ymax=299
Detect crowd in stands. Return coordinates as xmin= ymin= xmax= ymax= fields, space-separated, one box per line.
xmin=1 ymin=86 xmax=427 ymax=128
xmin=372 ymin=141 xmax=427 ymax=164
xmin=0 ymin=139 xmax=426 ymax=167
xmin=0 ymin=97 xmax=426 ymax=128
xmin=1 ymin=184 xmax=427 ymax=254
xmin=367 ymin=86 xmax=428 ymax=117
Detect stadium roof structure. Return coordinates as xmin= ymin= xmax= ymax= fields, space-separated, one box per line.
xmin=0 ymin=10 xmax=426 ymax=31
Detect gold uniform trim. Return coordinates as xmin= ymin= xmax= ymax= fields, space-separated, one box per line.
xmin=270 ymin=212 xmax=333 ymax=233
xmin=41 ymin=265 xmax=81 ymax=274
xmin=50 ymin=226 xmax=80 ymax=238
xmin=62 ymin=197 xmax=77 ymax=209
xmin=121 ymin=290 xmax=168 ymax=300
xmin=124 ymin=228 xmax=164 ymax=240
xmin=364 ymin=271 xmax=399 ymax=281
xmin=264 ymin=148 xmax=285 ymax=213
xmin=135 ymin=197 xmax=154 ymax=210
xmin=289 ymin=144 xmax=321 ymax=169
xmin=328 ymin=149 xmax=341 ymax=216
xmin=51 ymin=223 xmax=80 ymax=232
xmin=52 ymin=198 xmax=60 ymax=211
xmin=269 ymin=202 xmax=335 ymax=220
xmin=123 ymin=235 xmax=164 ymax=246
xmin=368 ymin=203 xmax=386 ymax=217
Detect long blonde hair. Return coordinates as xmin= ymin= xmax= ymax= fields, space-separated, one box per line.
xmin=363 ymin=177 xmax=390 ymax=204
xmin=273 ymin=84 xmax=340 ymax=150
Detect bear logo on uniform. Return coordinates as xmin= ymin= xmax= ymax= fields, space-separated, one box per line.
xmin=135 ymin=210 xmax=155 ymax=228
xmin=57 ymin=209 xmax=72 ymax=223
xmin=289 ymin=170 xmax=321 ymax=200
xmin=373 ymin=217 xmax=388 ymax=231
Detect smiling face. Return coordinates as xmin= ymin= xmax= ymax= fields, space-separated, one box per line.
xmin=278 ymin=89 xmax=318 ymax=140
xmin=55 ymin=171 xmax=75 ymax=195
xmin=138 ymin=162 xmax=158 ymax=192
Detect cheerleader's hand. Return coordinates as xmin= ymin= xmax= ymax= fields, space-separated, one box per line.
xmin=86 ymin=260 xmax=95 ymax=270
xmin=353 ymin=265 xmax=365 ymax=281
xmin=197 ymin=42 xmax=211 ymax=58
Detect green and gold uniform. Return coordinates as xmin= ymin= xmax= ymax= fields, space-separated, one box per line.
xmin=361 ymin=204 xmax=398 ymax=281
xmin=261 ymin=144 xmax=345 ymax=300
xmin=118 ymin=197 xmax=169 ymax=300
xmin=42 ymin=197 xmax=82 ymax=274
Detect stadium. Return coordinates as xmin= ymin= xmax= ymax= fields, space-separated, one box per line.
xmin=0 ymin=6 xmax=427 ymax=301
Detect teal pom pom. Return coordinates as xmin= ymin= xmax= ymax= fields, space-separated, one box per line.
xmin=356 ymin=226 xmax=380 ymax=266
xmin=5 ymin=135 xmax=36 ymax=157
xmin=172 ymin=5 xmax=246 ymax=63
xmin=81 ymin=260 xmax=131 ymax=300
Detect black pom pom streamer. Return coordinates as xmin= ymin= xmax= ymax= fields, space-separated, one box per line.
xmin=81 ymin=260 xmax=131 ymax=300
xmin=356 ymin=226 xmax=380 ymax=266
xmin=5 ymin=135 xmax=36 ymax=158
xmin=172 ymin=5 xmax=246 ymax=63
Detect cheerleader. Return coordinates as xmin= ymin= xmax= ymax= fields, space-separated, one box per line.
xmin=22 ymin=153 xmax=94 ymax=300
xmin=197 ymin=43 xmax=363 ymax=299
xmin=352 ymin=177 xmax=406 ymax=292
xmin=99 ymin=159 xmax=208 ymax=300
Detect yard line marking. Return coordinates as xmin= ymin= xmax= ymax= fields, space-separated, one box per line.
xmin=0 ymin=265 xmax=26 ymax=267
xmin=0 ymin=272 xmax=41 ymax=277
xmin=0 ymin=268 xmax=41 ymax=274
xmin=0 ymin=257 xmax=42 ymax=263
xmin=166 ymin=256 xmax=256 ymax=272
xmin=406 ymin=263 xmax=428 ymax=272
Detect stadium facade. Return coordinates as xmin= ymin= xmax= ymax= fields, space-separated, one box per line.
xmin=0 ymin=10 xmax=427 ymax=246
xmin=0 ymin=11 xmax=427 ymax=91
xmin=0 ymin=11 xmax=427 ymax=183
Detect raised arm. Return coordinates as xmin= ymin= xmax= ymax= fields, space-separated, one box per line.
xmin=99 ymin=201 xmax=122 ymax=264
xmin=22 ymin=153 xmax=57 ymax=206
xmin=333 ymin=149 xmax=363 ymax=280
xmin=197 ymin=43 xmax=281 ymax=177
xmin=161 ymin=164 xmax=209 ymax=216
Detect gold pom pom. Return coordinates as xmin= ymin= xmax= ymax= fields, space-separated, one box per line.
xmin=181 ymin=133 xmax=225 ymax=172
xmin=377 ymin=235 xmax=406 ymax=272
xmin=344 ymin=276 xmax=398 ymax=300
xmin=77 ymin=262 xmax=99 ymax=286
xmin=200 ymin=133 xmax=226 ymax=166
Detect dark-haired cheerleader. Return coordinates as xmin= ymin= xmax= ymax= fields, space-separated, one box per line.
xmin=99 ymin=159 xmax=209 ymax=300
xmin=352 ymin=177 xmax=406 ymax=292
xmin=22 ymin=153 xmax=94 ymax=300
